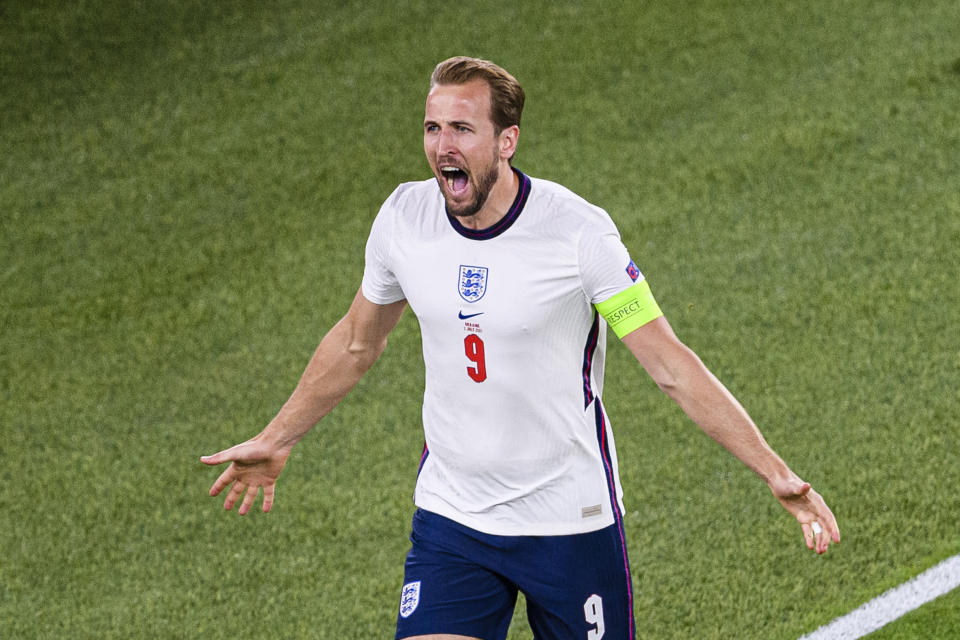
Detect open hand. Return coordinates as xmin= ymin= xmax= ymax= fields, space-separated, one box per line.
xmin=201 ymin=438 xmax=291 ymax=515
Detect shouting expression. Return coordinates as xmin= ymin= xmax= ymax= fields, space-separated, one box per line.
xmin=424 ymin=80 xmax=517 ymax=222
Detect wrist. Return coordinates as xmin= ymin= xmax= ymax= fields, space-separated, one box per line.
xmin=258 ymin=420 xmax=304 ymax=453
xmin=765 ymin=470 xmax=807 ymax=498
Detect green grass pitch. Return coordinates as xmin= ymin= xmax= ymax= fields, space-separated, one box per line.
xmin=2 ymin=1 xmax=959 ymax=638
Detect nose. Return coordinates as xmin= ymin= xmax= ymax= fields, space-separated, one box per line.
xmin=436 ymin=127 xmax=458 ymax=159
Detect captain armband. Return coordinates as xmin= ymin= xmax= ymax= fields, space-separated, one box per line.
xmin=594 ymin=280 xmax=664 ymax=338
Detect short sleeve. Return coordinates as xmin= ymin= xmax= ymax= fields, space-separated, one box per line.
xmin=579 ymin=221 xmax=663 ymax=337
xmin=361 ymin=198 xmax=406 ymax=304
xmin=578 ymin=221 xmax=644 ymax=305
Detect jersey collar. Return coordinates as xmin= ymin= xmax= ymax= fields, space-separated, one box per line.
xmin=446 ymin=168 xmax=531 ymax=241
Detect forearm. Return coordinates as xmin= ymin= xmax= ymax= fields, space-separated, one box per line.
xmin=260 ymin=319 xmax=384 ymax=449
xmin=256 ymin=291 xmax=405 ymax=451
xmin=658 ymin=347 xmax=794 ymax=484
xmin=624 ymin=319 xmax=795 ymax=485
xmin=622 ymin=319 xmax=839 ymax=552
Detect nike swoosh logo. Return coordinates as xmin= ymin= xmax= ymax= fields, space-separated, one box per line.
xmin=458 ymin=311 xmax=484 ymax=320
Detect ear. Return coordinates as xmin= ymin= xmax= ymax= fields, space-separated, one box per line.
xmin=498 ymin=125 xmax=520 ymax=161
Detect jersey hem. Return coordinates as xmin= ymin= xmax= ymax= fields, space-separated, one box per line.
xmin=413 ymin=499 xmax=616 ymax=537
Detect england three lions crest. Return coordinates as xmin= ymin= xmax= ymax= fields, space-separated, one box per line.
xmin=399 ymin=581 xmax=421 ymax=619
xmin=459 ymin=265 xmax=488 ymax=303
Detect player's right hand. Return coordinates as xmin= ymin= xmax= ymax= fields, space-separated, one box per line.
xmin=201 ymin=438 xmax=291 ymax=515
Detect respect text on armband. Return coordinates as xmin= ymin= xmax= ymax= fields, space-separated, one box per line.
xmin=595 ymin=281 xmax=664 ymax=338
xmin=608 ymin=299 xmax=648 ymax=326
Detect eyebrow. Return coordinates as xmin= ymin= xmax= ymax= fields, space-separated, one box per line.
xmin=423 ymin=118 xmax=474 ymax=129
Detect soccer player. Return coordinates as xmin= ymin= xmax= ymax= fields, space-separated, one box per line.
xmin=202 ymin=56 xmax=840 ymax=640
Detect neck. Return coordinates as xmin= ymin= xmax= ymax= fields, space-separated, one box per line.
xmin=457 ymin=164 xmax=520 ymax=231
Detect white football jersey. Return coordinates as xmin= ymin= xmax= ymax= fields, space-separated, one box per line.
xmin=361 ymin=170 xmax=646 ymax=536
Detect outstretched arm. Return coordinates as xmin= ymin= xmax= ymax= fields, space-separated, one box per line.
xmin=621 ymin=316 xmax=840 ymax=554
xmin=201 ymin=288 xmax=407 ymax=514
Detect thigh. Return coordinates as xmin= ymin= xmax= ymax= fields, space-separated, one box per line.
xmin=516 ymin=524 xmax=636 ymax=640
xmin=395 ymin=510 xmax=518 ymax=640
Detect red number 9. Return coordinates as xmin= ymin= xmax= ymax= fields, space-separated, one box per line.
xmin=464 ymin=334 xmax=487 ymax=383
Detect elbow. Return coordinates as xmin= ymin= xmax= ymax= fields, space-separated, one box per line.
xmin=647 ymin=344 xmax=702 ymax=401
xmin=652 ymin=372 xmax=681 ymax=399
xmin=346 ymin=337 xmax=387 ymax=371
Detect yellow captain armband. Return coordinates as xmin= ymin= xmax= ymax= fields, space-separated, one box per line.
xmin=594 ymin=280 xmax=664 ymax=338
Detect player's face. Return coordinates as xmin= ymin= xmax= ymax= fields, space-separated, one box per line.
xmin=424 ymin=80 xmax=504 ymax=219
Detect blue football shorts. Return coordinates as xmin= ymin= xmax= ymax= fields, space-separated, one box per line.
xmin=395 ymin=508 xmax=636 ymax=640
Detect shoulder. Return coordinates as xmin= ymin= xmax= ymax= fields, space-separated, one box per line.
xmin=370 ymin=178 xmax=441 ymax=236
xmin=525 ymin=175 xmax=620 ymax=236
xmin=369 ymin=178 xmax=446 ymax=246
xmin=382 ymin=178 xmax=441 ymax=214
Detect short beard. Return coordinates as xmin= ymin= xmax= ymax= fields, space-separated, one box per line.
xmin=444 ymin=150 xmax=501 ymax=219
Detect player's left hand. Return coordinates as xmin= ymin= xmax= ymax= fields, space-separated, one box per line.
xmin=769 ymin=478 xmax=840 ymax=554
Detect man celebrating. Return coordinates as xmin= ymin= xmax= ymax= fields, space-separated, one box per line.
xmin=202 ymin=56 xmax=839 ymax=640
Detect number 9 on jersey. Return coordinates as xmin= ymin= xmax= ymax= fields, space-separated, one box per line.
xmin=464 ymin=334 xmax=487 ymax=383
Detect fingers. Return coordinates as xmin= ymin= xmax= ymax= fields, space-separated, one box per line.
xmin=782 ymin=484 xmax=840 ymax=554
xmin=238 ymin=484 xmax=260 ymax=516
xmin=801 ymin=522 xmax=816 ymax=551
xmin=209 ymin=466 xmax=235 ymax=497
xmin=223 ymin=478 xmax=247 ymax=512
xmin=202 ymin=441 xmax=282 ymax=515
xmin=801 ymin=521 xmax=834 ymax=554
xmin=813 ymin=522 xmax=829 ymax=554
xmin=200 ymin=439 xmax=263 ymax=466
xmin=809 ymin=490 xmax=841 ymax=552
xmin=802 ymin=509 xmax=841 ymax=554
xmin=814 ymin=522 xmax=832 ymax=554
xmin=828 ymin=518 xmax=842 ymax=544
xmin=817 ymin=530 xmax=831 ymax=555
xmin=262 ymin=484 xmax=276 ymax=513
xmin=208 ymin=468 xmax=272 ymax=515
xmin=820 ymin=511 xmax=841 ymax=549
xmin=200 ymin=450 xmax=229 ymax=466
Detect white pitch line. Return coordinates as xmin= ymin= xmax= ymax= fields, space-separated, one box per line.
xmin=798 ymin=554 xmax=960 ymax=640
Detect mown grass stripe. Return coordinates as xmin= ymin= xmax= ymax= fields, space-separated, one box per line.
xmin=799 ymin=555 xmax=960 ymax=640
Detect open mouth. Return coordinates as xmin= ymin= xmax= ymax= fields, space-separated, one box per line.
xmin=441 ymin=166 xmax=470 ymax=195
